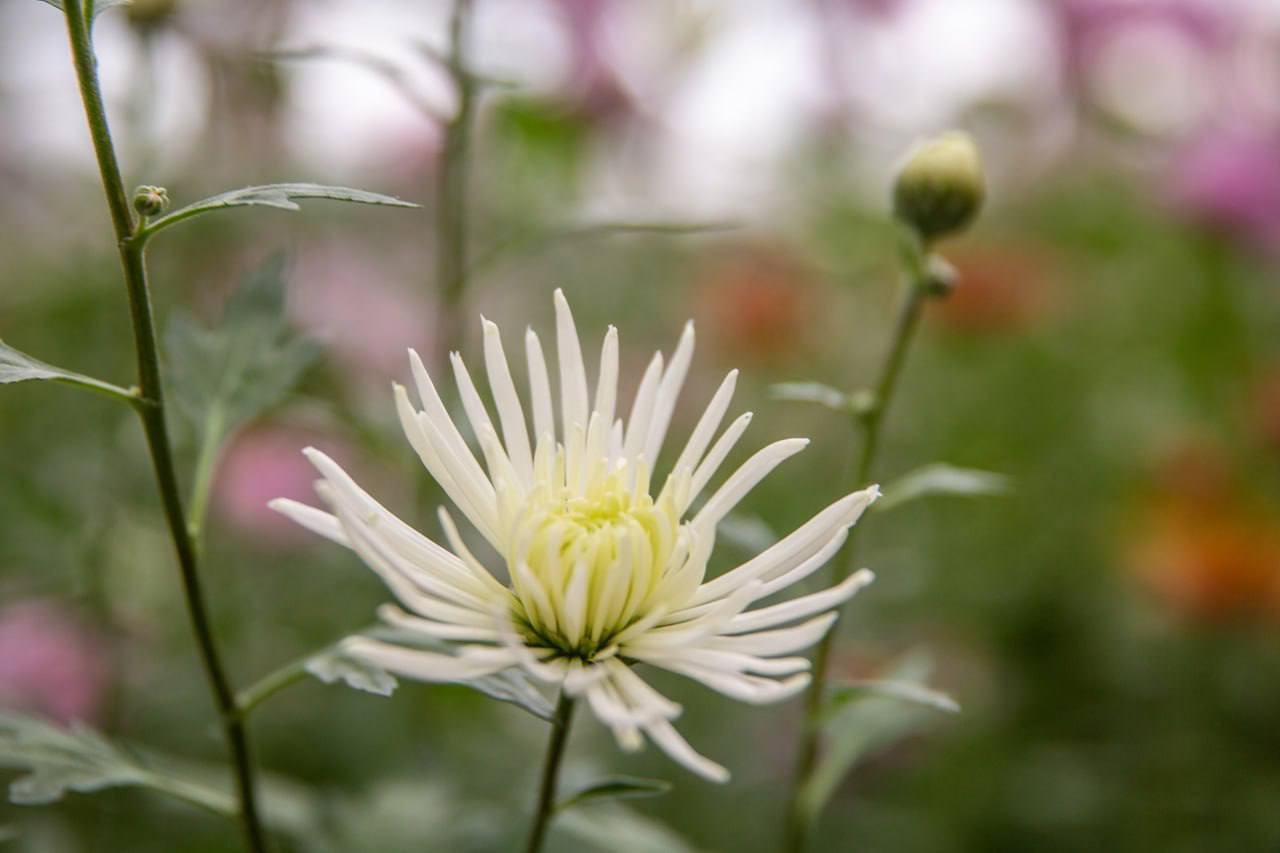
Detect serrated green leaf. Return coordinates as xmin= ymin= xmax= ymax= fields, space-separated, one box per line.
xmin=310 ymin=629 xmax=556 ymax=721
xmin=36 ymin=0 xmax=131 ymax=19
xmin=167 ymin=254 xmax=318 ymax=536
xmin=0 ymin=711 xmax=321 ymax=839
xmin=874 ymin=463 xmax=1011 ymax=513
xmin=770 ymin=381 xmax=854 ymax=411
xmin=138 ymin=183 xmax=417 ymax=240
xmin=0 ymin=341 xmax=136 ymax=404
xmin=304 ymin=648 xmax=398 ymax=698
xmin=0 ymin=712 xmax=150 ymax=806
xmin=798 ymin=652 xmax=950 ymax=824
xmin=556 ymin=775 xmax=672 ymax=812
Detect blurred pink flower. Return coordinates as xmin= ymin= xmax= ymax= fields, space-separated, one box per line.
xmin=289 ymin=244 xmax=433 ymax=380
xmin=550 ymin=0 xmax=633 ymax=122
xmin=214 ymin=427 xmax=355 ymax=545
xmin=1170 ymin=126 xmax=1280 ymax=246
xmin=0 ymin=601 xmax=109 ymax=724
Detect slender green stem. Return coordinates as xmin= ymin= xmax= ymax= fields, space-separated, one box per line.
xmin=435 ymin=0 xmax=476 ymax=363
xmin=187 ymin=402 xmax=227 ymax=544
xmin=61 ymin=6 xmax=268 ymax=851
xmin=234 ymin=656 xmax=311 ymax=720
xmin=783 ymin=238 xmax=933 ymax=852
xmin=523 ymin=692 xmax=576 ymax=853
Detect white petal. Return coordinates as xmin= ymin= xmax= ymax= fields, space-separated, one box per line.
xmin=622 ymin=352 xmax=664 ymax=464
xmin=268 ymin=498 xmax=347 ymax=545
xmin=688 ymin=412 xmax=752 ymax=504
xmin=482 ymin=319 xmax=534 ymax=489
xmin=664 ymin=369 xmax=737 ymax=499
xmin=525 ymin=328 xmax=555 ymax=443
xmin=689 ymin=488 xmax=877 ymax=606
xmin=724 ymin=569 xmax=875 ymax=635
xmin=343 ymin=636 xmax=514 ymax=682
xmin=707 ymin=613 xmax=838 ymax=656
xmin=554 ymin=289 xmax=590 ymax=437
xmin=594 ymin=326 xmax=619 ymax=430
xmin=644 ymin=321 xmax=694 ymax=464
xmin=643 ymin=718 xmax=730 ymax=783
xmin=692 ymin=438 xmax=809 ymax=530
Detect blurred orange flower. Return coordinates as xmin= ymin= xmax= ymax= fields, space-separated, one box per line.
xmin=1125 ymin=443 xmax=1280 ymax=624
xmin=695 ymin=244 xmax=818 ymax=364
xmin=934 ymin=243 xmax=1060 ymax=334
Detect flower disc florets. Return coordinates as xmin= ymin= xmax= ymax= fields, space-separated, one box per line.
xmin=508 ymin=460 xmax=686 ymax=660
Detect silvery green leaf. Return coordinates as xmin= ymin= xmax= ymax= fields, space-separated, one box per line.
xmin=0 ymin=711 xmax=150 ymax=806
xmin=165 ymin=252 xmax=317 ymax=438
xmin=0 ymin=341 xmax=135 ymax=403
xmin=799 ymin=652 xmax=949 ymax=823
xmin=140 ymin=183 xmax=417 ymax=238
xmin=556 ymin=776 xmax=671 ymax=812
xmin=304 ymin=648 xmax=398 ymax=698
xmin=311 ymin=629 xmax=554 ymax=721
xmin=558 ymin=802 xmax=704 ymax=853
xmin=827 ymin=679 xmax=960 ymax=716
xmin=36 ymin=0 xmax=131 ymax=18
xmin=874 ymin=463 xmax=1011 ymax=513
xmin=770 ymin=381 xmax=853 ymax=411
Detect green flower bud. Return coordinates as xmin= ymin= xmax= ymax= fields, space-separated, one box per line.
xmin=132 ymin=185 xmax=169 ymax=218
xmin=892 ymin=131 xmax=985 ymax=243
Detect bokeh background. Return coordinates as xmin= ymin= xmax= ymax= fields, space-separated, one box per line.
xmin=3 ymin=0 xmax=1280 ymax=850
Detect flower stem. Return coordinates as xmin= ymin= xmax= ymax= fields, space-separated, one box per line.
xmin=61 ymin=5 xmax=268 ymax=851
xmin=783 ymin=236 xmax=933 ymax=852
xmin=523 ymin=691 xmax=576 ymax=853
xmin=435 ymin=0 xmax=477 ymax=363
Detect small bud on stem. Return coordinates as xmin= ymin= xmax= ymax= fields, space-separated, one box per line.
xmin=132 ymin=185 xmax=169 ymax=218
xmin=893 ymin=131 xmax=985 ymax=244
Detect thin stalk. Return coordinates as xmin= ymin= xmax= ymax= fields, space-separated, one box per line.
xmin=435 ymin=0 xmax=477 ymax=364
xmin=783 ymin=241 xmax=932 ymax=852
xmin=61 ymin=5 xmax=268 ymax=851
xmin=523 ymin=692 xmax=576 ymax=853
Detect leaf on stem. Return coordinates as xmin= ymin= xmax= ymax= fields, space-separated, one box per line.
xmin=770 ymin=381 xmax=855 ymax=412
xmin=0 ymin=341 xmax=134 ymax=403
xmin=140 ymin=183 xmax=417 ymax=238
xmin=0 ymin=711 xmax=148 ymax=805
xmin=873 ymin=463 xmax=1011 ymax=513
xmin=555 ymin=776 xmax=672 ymax=813
xmin=304 ymin=647 xmax=398 ymax=698
xmin=166 ymin=252 xmax=317 ymax=448
xmin=306 ymin=628 xmax=556 ymax=721
xmin=798 ymin=652 xmax=955 ymax=823
xmin=826 ymin=679 xmax=960 ymax=716
xmin=35 ymin=0 xmax=131 ymax=19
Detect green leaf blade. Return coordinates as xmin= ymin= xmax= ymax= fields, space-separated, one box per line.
xmin=770 ymin=381 xmax=854 ymax=412
xmin=875 ymin=462 xmax=1011 ymax=513
xmin=141 ymin=183 xmax=418 ymax=239
xmin=0 ymin=341 xmax=136 ymax=404
xmin=556 ymin=776 xmax=672 ymax=813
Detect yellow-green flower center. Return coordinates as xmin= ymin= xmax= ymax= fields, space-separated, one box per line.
xmin=505 ymin=468 xmax=682 ymax=659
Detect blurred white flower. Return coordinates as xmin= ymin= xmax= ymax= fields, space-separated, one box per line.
xmin=272 ymin=291 xmax=877 ymax=781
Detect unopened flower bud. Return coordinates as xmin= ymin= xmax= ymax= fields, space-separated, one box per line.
xmin=132 ymin=185 xmax=169 ymax=218
xmin=893 ymin=131 xmax=985 ymax=243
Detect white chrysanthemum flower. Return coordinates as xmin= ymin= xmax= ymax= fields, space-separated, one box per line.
xmin=271 ymin=291 xmax=877 ymax=781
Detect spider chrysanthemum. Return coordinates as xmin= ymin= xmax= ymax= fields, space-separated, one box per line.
xmin=271 ymin=291 xmax=877 ymax=781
